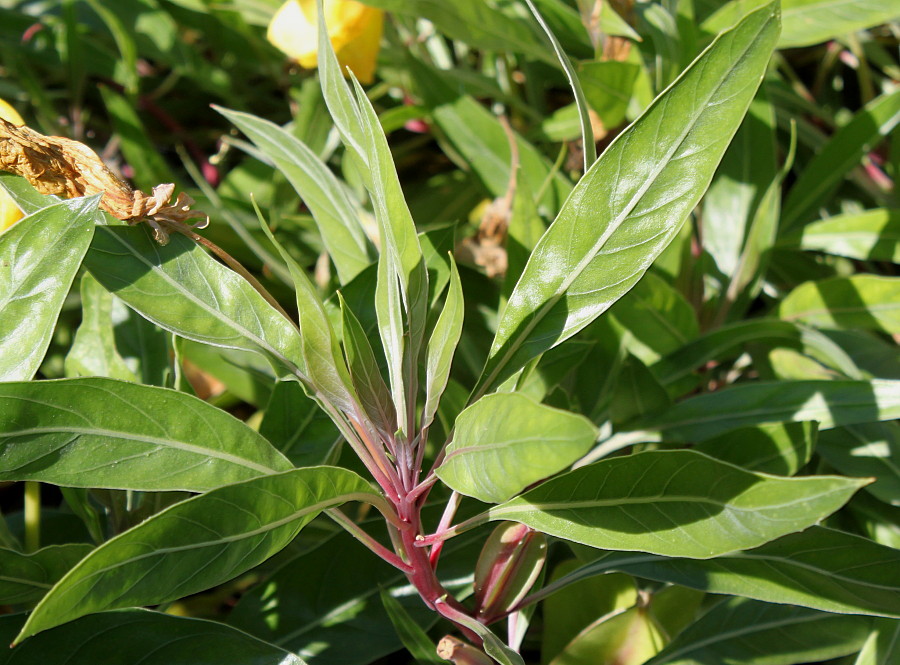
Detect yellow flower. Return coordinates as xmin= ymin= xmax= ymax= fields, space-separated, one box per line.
xmin=0 ymin=98 xmax=25 ymax=233
xmin=268 ymin=0 xmax=383 ymax=84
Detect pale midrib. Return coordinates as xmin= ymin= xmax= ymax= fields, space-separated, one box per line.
xmin=489 ymin=490 xmax=839 ymax=518
xmin=41 ymin=490 xmax=377 ymax=589
xmin=3 ymin=426 xmax=279 ymax=475
xmin=653 ymin=611 xmax=837 ymax=663
xmin=482 ymin=16 xmax=768 ymax=393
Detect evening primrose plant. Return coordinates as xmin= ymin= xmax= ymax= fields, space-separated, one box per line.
xmin=1 ymin=1 xmax=900 ymax=664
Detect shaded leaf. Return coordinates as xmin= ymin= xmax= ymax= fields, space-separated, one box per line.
xmin=16 ymin=466 xmax=380 ymax=642
xmin=778 ymin=275 xmax=900 ymax=335
xmin=0 ymin=544 xmax=92 ymax=605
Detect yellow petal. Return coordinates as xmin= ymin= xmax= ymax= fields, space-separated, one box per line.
xmin=0 ymin=98 xmax=25 ymax=232
xmin=267 ymin=0 xmax=383 ymax=84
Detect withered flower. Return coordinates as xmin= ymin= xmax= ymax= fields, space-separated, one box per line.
xmin=0 ymin=117 xmax=206 ymax=244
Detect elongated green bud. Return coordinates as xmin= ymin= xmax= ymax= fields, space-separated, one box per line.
xmin=473 ymin=522 xmax=547 ymax=622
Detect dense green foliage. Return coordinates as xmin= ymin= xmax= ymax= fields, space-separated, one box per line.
xmin=0 ymin=1 xmax=899 ymax=664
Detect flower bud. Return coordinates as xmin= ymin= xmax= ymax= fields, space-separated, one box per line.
xmin=0 ymin=98 xmax=25 ymax=233
xmin=473 ymin=522 xmax=547 ymax=622
xmin=267 ymin=0 xmax=383 ymax=84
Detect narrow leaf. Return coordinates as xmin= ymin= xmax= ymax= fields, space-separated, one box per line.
xmin=646 ymin=597 xmax=871 ymax=665
xmin=216 ymin=107 xmax=374 ymax=283
xmin=562 ymin=526 xmax=900 ymax=618
xmin=639 ymin=379 xmax=900 ymax=441
xmin=438 ymin=393 xmax=598 ymax=504
xmin=487 ymin=449 xmax=866 ymax=558
xmin=781 ymin=209 xmax=900 ymax=263
xmin=782 ymin=89 xmax=900 ymax=229
xmin=0 ymin=196 xmax=99 ymax=381
xmin=422 ymin=256 xmax=464 ymax=431
xmin=0 ymin=610 xmax=306 ymax=665
xmin=818 ymin=423 xmax=900 ymax=507
xmin=475 ymin=2 xmax=780 ymax=396
xmin=15 ymin=466 xmax=380 ymax=643
xmin=0 ymin=378 xmax=293 ymax=491
xmin=0 ymin=544 xmax=92 ymax=605
xmin=778 ymin=275 xmax=900 ymax=335
xmin=84 ymin=225 xmax=305 ymax=381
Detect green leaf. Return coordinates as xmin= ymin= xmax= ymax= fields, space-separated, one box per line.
xmin=15 ymin=466 xmax=379 ymax=643
xmin=227 ymin=527 xmax=478 ymax=665
xmin=645 ymin=598 xmax=871 ymax=665
xmin=474 ymin=2 xmax=780 ymax=396
xmin=409 ymin=58 xmax=572 ymax=213
xmin=99 ymin=86 xmax=169 ymax=189
xmin=64 ymin=273 xmax=138 ymax=382
xmin=0 ymin=196 xmax=99 ymax=381
xmin=485 ymin=449 xmax=866 ymax=558
xmin=781 ymin=209 xmax=900 ymax=263
xmin=437 ymin=393 xmax=598 ymax=504
xmin=216 ymin=107 xmax=374 ymax=284
xmin=550 ymin=606 xmax=665 ymax=665
xmin=255 ymin=202 xmax=358 ymax=415
xmin=0 ymin=610 xmax=306 ymax=665
xmin=818 ymin=423 xmax=900 ymax=506
xmin=782 ymin=89 xmax=900 ymax=230
xmin=259 ymin=380 xmax=341 ymax=467
xmin=339 ymin=292 xmax=395 ymax=435
xmin=640 ymin=379 xmax=900 ymax=441
xmin=650 ymin=319 xmax=862 ymax=387
xmin=779 ymin=0 xmax=900 ymax=48
xmin=778 ymin=275 xmax=900 ymax=335
xmin=856 ymin=619 xmax=900 ymax=665
xmin=541 ymin=562 xmax=637 ymax=664
xmin=562 ymin=526 xmax=900 ymax=618
xmin=83 ymin=226 xmax=305 ymax=380
xmin=701 ymin=0 xmax=900 ymax=48
xmin=578 ymin=61 xmax=641 ymax=130
xmin=525 ymin=0 xmax=595 ymax=169
xmin=0 ymin=377 xmax=292 ymax=491
xmin=380 ymin=589 xmax=444 ymax=665
xmin=693 ymin=421 xmax=817 ymax=475
xmin=359 ymin=0 xmax=556 ymax=62
xmin=0 ymin=544 xmax=92 ymax=605
xmin=423 ymin=257 xmax=464 ymax=431
xmin=350 ymin=75 xmax=430 ymax=426
xmin=609 ymin=272 xmax=699 ymax=365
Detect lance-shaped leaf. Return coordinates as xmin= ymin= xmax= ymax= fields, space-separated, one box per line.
xmin=255 ymin=203 xmax=358 ymax=415
xmin=15 ymin=466 xmax=380 ymax=643
xmin=483 ymin=450 xmax=866 ymax=558
xmin=857 ymin=619 xmax=900 ymax=665
xmin=781 ymin=89 xmax=900 ymax=230
xmin=422 ymin=257 xmax=464 ymax=432
xmin=0 ymin=610 xmax=306 ymax=665
xmin=0 ymin=544 xmax=92 ymax=605
xmin=645 ymin=598 xmax=871 ymax=665
xmin=339 ymin=293 xmax=395 ymax=436
xmin=650 ymin=319 xmax=861 ymax=387
xmin=473 ymin=3 xmax=780 ymax=396
xmin=818 ymin=423 xmax=900 ymax=507
xmin=781 ymin=209 xmax=900 ymax=263
xmin=64 ymin=272 xmax=137 ymax=381
xmin=0 ymin=195 xmax=99 ymax=381
xmin=437 ymin=393 xmax=597 ymax=504
xmin=0 ymin=378 xmax=293 ymax=491
xmin=216 ymin=107 xmax=373 ymax=284
xmin=778 ymin=275 xmax=900 ymax=335
xmin=560 ymin=526 xmax=900 ymax=618
xmin=351 ymin=75 xmax=430 ymax=432
xmin=643 ymin=379 xmax=900 ymax=442
xmin=84 ymin=226 xmax=305 ymax=381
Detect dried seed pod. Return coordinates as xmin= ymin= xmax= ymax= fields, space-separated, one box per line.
xmin=0 ymin=117 xmax=206 ymax=244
